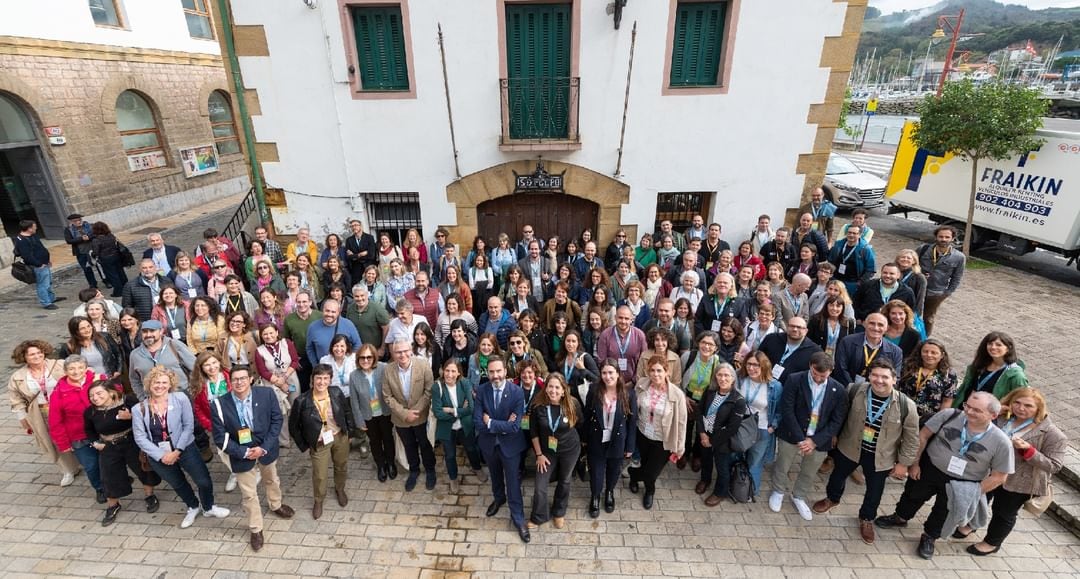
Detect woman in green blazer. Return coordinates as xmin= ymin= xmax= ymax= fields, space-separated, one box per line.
xmin=432 ymin=359 xmax=486 ymax=493
xmin=953 ymin=331 xmax=1028 ymax=407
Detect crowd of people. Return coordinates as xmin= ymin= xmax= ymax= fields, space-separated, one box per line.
xmin=7 ymin=194 xmax=1065 ymax=556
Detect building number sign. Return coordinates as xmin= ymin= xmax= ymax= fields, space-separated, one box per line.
xmin=514 ymin=160 xmax=565 ymax=193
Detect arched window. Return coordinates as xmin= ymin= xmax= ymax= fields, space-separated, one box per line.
xmin=116 ymin=90 xmax=167 ymax=171
xmin=0 ymin=93 xmax=36 ymax=145
xmin=208 ymin=90 xmax=240 ymax=155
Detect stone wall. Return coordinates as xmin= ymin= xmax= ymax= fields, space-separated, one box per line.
xmin=0 ymin=50 xmax=246 ymax=228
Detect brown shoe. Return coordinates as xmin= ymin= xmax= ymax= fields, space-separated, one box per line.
xmin=704 ymin=494 xmax=724 ymax=507
xmin=812 ymin=498 xmax=838 ymax=514
xmin=694 ymin=480 xmax=709 ymax=495
xmin=690 ymin=457 xmax=702 ymax=472
xmin=553 ymin=517 xmax=565 ymax=529
xmin=312 ymin=501 xmax=323 ymax=520
xmin=676 ymin=457 xmax=687 ymax=470
xmin=849 ymin=470 xmax=865 ymax=485
xmin=336 ymin=488 xmax=348 ymax=507
xmin=818 ymin=456 xmax=834 ymax=474
xmin=526 ymin=520 xmax=539 ymax=529
xmin=271 ymin=504 xmax=295 ymax=519
xmin=859 ymin=520 xmax=875 ymax=544
xmin=249 ymin=531 xmax=264 ymax=551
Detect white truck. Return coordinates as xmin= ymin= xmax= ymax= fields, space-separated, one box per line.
xmin=885 ymin=118 xmax=1080 ymax=268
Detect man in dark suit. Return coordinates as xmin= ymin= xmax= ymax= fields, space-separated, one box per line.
xmin=833 ymin=313 xmax=904 ymax=385
xmin=758 ymin=316 xmax=823 ymax=383
xmin=473 ymin=357 xmax=531 ymax=543
xmin=141 ymin=232 xmax=181 ymax=275
xmin=210 ymin=365 xmax=295 ymax=551
xmin=769 ymin=353 xmax=848 ymax=522
xmin=852 ymin=263 xmax=916 ymax=323
xmin=344 ymin=219 xmax=377 ymax=283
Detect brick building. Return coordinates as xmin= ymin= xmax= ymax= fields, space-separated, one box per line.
xmin=0 ymin=0 xmax=248 ymax=240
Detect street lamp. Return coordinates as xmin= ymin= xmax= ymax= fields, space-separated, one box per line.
xmin=934 ymin=8 xmax=965 ymax=96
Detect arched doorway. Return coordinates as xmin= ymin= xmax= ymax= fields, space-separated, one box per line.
xmin=0 ymin=92 xmax=65 ymax=238
xmin=477 ymin=193 xmax=598 ymax=248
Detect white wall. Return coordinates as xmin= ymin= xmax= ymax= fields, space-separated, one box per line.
xmin=0 ymin=0 xmax=221 ymax=55
xmin=233 ymin=0 xmax=846 ymax=240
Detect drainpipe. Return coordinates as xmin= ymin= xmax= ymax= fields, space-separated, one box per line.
xmin=216 ymin=0 xmax=270 ymax=224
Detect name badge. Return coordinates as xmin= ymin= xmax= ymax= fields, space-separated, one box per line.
xmin=320 ymin=428 xmax=335 ymax=445
xmin=618 ymin=358 xmax=628 ymax=372
xmin=861 ymin=426 xmax=876 ymax=443
xmin=157 ymin=441 xmax=173 ymax=453
xmin=521 ymin=415 xmax=531 ymax=430
xmin=237 ymin=428 xmax=252 ymax=444
xmin=369 ymin=399 xmax=382 ymax=414
xmin=947 ymin=456 xmax=968 ymax=477
xmin=187 ymin=288 xmax=198 ymax=298
xmin=710 ymin=320 xmax=722 ymax=332
xmin=170 ymin=329 xmax=181 ymax=340
xmin=808 ymin=412 xmax=819 ymax=432
xmin=547 ymin=435 xmax=558 ymax=452
xmin=771 ymin=364 xmax=785 ymax=380
xmin=837 ymin=264 xmax=847 ymax=275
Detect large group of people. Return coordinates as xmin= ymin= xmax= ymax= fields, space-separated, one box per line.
xmin=6 ymin=198 xmax=1064 ymax=558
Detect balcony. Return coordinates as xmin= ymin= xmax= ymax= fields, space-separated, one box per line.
xmin=499 ymin=77 xmax=581 ymax=152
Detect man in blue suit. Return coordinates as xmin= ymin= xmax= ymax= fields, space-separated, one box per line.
xmin=210 ymin=365 xmax=295 ymax=551
xmin=769 ymin=352 xmax=849 ymax=522
xmin=473 ymin=357 xmax=531 ymax=543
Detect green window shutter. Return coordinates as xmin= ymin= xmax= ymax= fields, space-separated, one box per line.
xmin=670 ymin=2 xmax=725 ymax=87
xmin=505 ymin=3 xmax=571 ymax=139
xmin=352 ymin=6 xmax=409 ymax=91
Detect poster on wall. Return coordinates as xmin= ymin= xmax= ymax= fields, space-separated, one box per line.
xmin=127 ymin=150 xmax=168 ymax=172
xmin=179 ymin=144 xmax=219 ymax=178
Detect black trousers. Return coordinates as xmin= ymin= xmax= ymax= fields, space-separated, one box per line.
xmin=531 ymin=443 xmax=581 ymax=523
xmin=297 ymin=356 xmax=313 ymax=394
xmin=627 ymin=432 xmax=669 ymax=494
xmin=588 ymin=443 xmax=625 ymax=498
xmin=100 ymin=435 xmax=160 ymax=499
xmin=894 ymin=454 xmax=958 ymax=539
xmin=367 ymin=414 xmax=396 ymax=468
xmin=985 ymin=487 xmax=1031 ymax=547
xmin=826 ymin=448 xmax=890 ymax=521
xmin=397 ymin=423 xmax=436 ymax=475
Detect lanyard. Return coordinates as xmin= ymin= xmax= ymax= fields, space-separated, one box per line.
xmin=863 ymin=344 xmax=880 ymax=368
xmin=165 ymin=306 xmax=177 ymax=329
xmin=780 ymin=343 xmax=798 ymax=364
xmin=977 ymin=368 xmax=1004 ymax=391
xmin=231 ymin=394 xmax=250 ymax=428
xmin=879 ymin=282 xmax=897 ymax=303
xmin=841 ymin=243 xmax=858 ymax=264
xmin=692 ymin=355 xmax=715 ymax=388
xmin=563 ymin=354 xmax=578 ymax=379
xmin=208 ymin=378 xmax=228 ymax=398
xmin=914 ymin=369 xmax=931 ymax=392
xmin=523 ymin=385 xmax=537 ymax=411
xmin=865 ymin=390 xmax=892 ymax=425
xmin=742 ymin=378 xmax=765 ymax=409
xmin=713 ymin=296 xmax=730 ymax=320
xmin=827 ymin=320 xmax=841 ymax=347
xmin=901 ymin=271 xmax=913 ymax=284
xmin=152 ymin=399 xmax=170 ymax=440
xmin=811 ymin=203 xmax=821 ymax=219
xmin=807 ymin=374 xmax=827 ymax=413
xmin=614 ymin=330 xmax=632 ymax=357
xmin=958 ymin=418 xmax=989 ymax=455
xmin=1002 ymin=418 xmax=1034 ymax=436
xmin=932 ymin=247 xmax=949 ymax=267
xmin=706 ymin=392 xmax=728 ymax=418
xmin=546 ymin=405 xmax=561 ymax=432
xmin=314 ymin=395 xmax=330 ymax=425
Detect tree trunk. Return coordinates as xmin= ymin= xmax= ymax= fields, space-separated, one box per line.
xmin=964 ymin=158 xmax=978 ymax=255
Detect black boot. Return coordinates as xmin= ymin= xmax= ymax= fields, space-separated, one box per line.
xmin=377 ymin=464 xmax=388 ymax=483
xmin=589 ymin=496 xmax=600 ymax=519
xmin=387 ymin=462 xmax=398 ymax=480
xmin=604 ymin=490 xmax=616 ymax=513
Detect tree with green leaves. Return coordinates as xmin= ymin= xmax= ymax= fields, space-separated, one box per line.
xmin=912 ymin=80 xmax=1049 ymax=254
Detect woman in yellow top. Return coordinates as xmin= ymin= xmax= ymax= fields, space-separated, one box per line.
xmin=186 ymin=296 xmax=226 ymax=354
xmin=8 ymin=340 xmax=81 ymax=486
xmin=286 ymin=227 xmax=319 ymax=267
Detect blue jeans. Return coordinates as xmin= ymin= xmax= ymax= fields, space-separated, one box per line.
xmin=71 ymin=443 xmax=102 ymax=491
xmin=441 ymin=429 xmax=482 ymax=481
xmin=744 ymin=428 xmax=775 ymax=495
xmin=700 ymin=446 xmax=733 ymax=498
xmin=149 ymin=446 xmax=216 ymax=510
xmin=34 ymin=264 xmax=55 ymax=307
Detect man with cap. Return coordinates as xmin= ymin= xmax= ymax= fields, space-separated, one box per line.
xmin=128 ymin=320 xmax=196 ymax=399
xmin=64 ymin=213 xmax=97 ymax=288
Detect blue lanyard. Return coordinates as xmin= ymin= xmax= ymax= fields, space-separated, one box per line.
xmin=523 ymin=385 xmax=537 ymax=411
xmin=827 ymin=321 xmax=841 ymax=347
xmin=614 ymin=330 xmax=632 ymax=357
xmin=231 ymin=394 xmax=250 ymax=428
xmin=780 ymin=344 xmax=797 ymax=364
xmin=706 ymin=393 xmax=728 ymax=418
xmin=742 ymin=378 xmax=765 ymax=409
xmin=785 ymin=290 xmax=801 ymax=314
xmin=977 ymin=368 xmax=1004 ymax=391
xmin=546 ymin=405 xmax=561 ymax=432
xmin=865 ymin=390 xmax=892 ymax=425
xmin=1002 ymin=418 xmax=1033 ymax=436
xmin=713 ymin=296 xmax=730 ymax=320
xmin=958 ymin=418 xmax=989 ymax=455
xmin=841 ymin=243 xmax=858 ymax=263
xmin=879 ymin=282 xmax=897 ymax=303
xmin=807 ymin=374 xmax=827 ymax=412
xmin=563 ymin=355 xmax=577 ymax=379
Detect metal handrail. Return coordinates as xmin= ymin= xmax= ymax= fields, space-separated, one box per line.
xmin=222 ymin=187 xmax=259 ymax=250
xmin=500 ymin=76 xmax=580 ymax=141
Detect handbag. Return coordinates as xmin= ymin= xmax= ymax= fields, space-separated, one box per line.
xmin=11 ymin=257 xmax=36 ymax=284
xmin=728 ymin=410 xmax=761 ymax=453
xmin=117 ymin=240 xmax=136 ymax=267
xmin=1023 ymin=485 xmax=1053 ymax=516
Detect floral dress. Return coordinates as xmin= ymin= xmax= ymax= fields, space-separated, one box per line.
xmin=898 ymin=368 xmax=959 ymax=425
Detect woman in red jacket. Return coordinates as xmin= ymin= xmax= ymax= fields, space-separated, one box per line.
xmin=47 ymin=354 xmax=109 ymax=503
xmin=732 ymin=241 xmax=765 ymax=281
xmin=189 ymin=351 xmax=236 ymax=491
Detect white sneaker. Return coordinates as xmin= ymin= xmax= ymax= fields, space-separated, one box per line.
xmin=203 ymin=505 xmax=231 ymax=518
xmin=792 ymin=497 xmax=813 ymax=521
xmin=60 ymin=472 xmax=76 ymax=487
xmin=225 ymin=474 xmax=237 ymax=492
xmin=768 ymin=491 xmax=784 ymax=513
xmin=180 ymin=507 xmax=200 ymax=529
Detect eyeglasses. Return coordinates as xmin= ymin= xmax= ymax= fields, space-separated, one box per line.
xmin=523 ymin=230 xmax=533 ymax=234
xmin=393 ymin=350 xmax=410 ymax=356
xmin=233 ymin=376 xmax=251 ymax=382
xmin=436 ymin=234 xmax=446 ymax=238
xmin=358 ymin=355 xmax=374 ymax=360
xmin=616 ymin=234 xmax=626 ymax=238
xmin=744 ymin=362 xmax=761 ymax=368
xmin=214 ymin=265 xmax=227 ymax=270
xmin=789 ymin=326 xmax=808 ymax=331
xmin=230 ymin=320 xmax=244 ymax=325
xmin=509 ymin=340 xmax=523 ymax=345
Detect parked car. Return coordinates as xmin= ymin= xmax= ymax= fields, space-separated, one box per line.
xmin=824 ymin=152 xmax=887 ymax=209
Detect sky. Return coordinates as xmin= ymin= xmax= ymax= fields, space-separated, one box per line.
xmin=870 ymin=0 xmax=1080 ymax=15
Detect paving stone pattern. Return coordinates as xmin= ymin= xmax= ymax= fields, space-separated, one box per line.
xmin=0 ymin=212 xmax=1077 ymax=578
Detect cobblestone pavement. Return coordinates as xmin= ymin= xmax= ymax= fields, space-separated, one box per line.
xmin=0 ymin=210 xmax=1077 ymax=578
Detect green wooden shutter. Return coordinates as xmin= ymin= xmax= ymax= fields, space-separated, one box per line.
xmin=670 ymin=2 xmax=725 ymax=87
xmin=353 ymin=6 xmax=409 ymax=91
xmin=506 ymin=3 xmax=571 ymax=139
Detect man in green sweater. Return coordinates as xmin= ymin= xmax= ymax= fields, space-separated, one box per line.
xmin=283 ymin=290 xmax=318 ymax=393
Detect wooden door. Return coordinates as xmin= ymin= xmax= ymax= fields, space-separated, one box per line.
xmin=477 ymin=193 xmax=597 ymax=248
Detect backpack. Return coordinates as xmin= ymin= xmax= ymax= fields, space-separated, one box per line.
xmin=729 ymin=458 xmax=755 ymax=503
xmin=728 ymin=410 xmax=761 ymax=453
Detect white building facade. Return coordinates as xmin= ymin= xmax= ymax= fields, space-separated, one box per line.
xmin=226 ymin=0 xmax=865 ymax=246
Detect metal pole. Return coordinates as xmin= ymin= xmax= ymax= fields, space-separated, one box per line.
xmin=936 ymin=9 xmax=965 ymax=97
xmin=857 ymin=110 xmax=871 ymax=151
xmin=216 ymin=0 xmax=269 ymax=224
xmin=614 ymin=21 xmax=637 ymax=176
xmin=437 ymin=24 xmax=461 ymax=180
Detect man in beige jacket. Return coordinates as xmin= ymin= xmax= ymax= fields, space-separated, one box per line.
xmin=382 ymin=339 xmax=437 ymax=492
xmin=811 ymin=359 xmax=920 ymax=544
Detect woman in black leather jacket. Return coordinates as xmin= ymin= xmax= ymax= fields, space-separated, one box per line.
xmin=288 ymin=363 xmax=354 ymax=520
